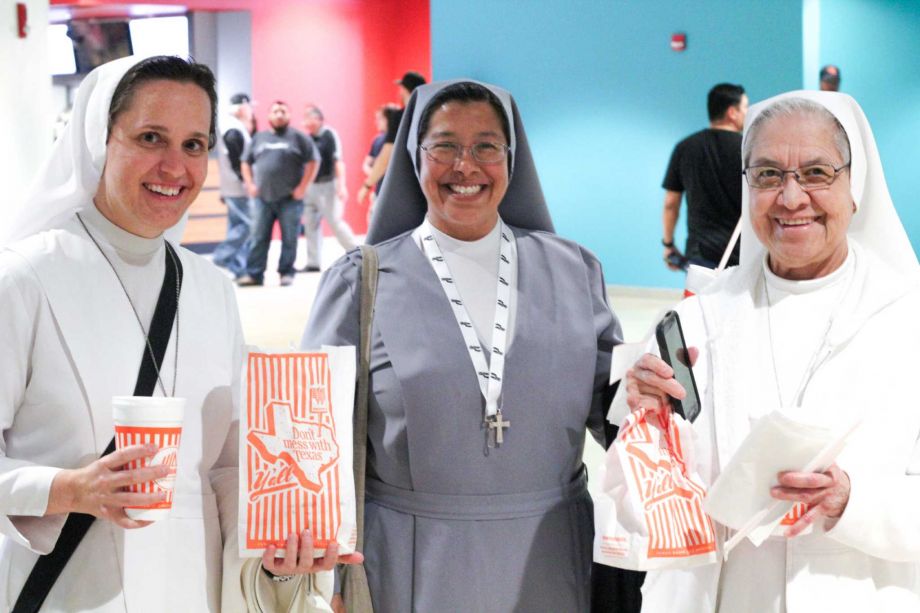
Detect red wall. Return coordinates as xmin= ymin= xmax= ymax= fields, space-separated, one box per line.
xmin=52 ymin=0 xmax=431 ymax=233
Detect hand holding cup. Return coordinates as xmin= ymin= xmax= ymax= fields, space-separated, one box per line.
xmin=47 ymin=443 xmax=168 ymax=529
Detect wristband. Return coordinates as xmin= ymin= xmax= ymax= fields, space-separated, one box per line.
xmin=662 ymin=239 xmax=675 ymax=248
xmin=262 ymin=565 xmax=296 ymax=582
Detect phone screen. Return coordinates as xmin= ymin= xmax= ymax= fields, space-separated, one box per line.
xmin=655 ymin=311 xmax=702 ymax=423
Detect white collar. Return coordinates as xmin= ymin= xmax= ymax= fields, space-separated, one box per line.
xmin=81 ymin=204 xmax=163 ymax=258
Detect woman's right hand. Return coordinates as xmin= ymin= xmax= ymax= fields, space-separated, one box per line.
xmin=625 ymin=351 xmax=696 ymax=413
xmin=46 ymin=444 xmax=168 ymax=529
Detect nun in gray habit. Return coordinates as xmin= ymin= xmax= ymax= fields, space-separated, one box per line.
xmin=302 ymin=80 xmax=623 ymax=611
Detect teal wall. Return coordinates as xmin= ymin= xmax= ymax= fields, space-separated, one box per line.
xmin=431 ymin=0 xmax=804 ymax=288
xmin=816 ymin=0 xmax=920 ymax=256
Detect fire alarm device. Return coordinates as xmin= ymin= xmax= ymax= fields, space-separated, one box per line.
xmin=17 ymin=3 xmax=28 ymax=38
xmin=671 ymin=32 xmax=687 ymax=52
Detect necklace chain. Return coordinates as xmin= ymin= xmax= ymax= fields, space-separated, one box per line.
xmin=762 ymin=262 xmax=853 ymax=407
xmin=77 ymin=213 xmax=180 ymax=397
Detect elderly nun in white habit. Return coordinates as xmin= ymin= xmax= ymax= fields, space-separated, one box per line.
xmin=301 ymin=80 xmax=623 ymax=611
xmin=0 ymin=55 xmax=349 ymax=612
xmin=620 ymin=90 xmax=920 ymax=612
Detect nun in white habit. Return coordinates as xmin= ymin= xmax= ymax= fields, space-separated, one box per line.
xmin=0 ymin=55 xmax=340 ymax=612
xmin=302 ymin=80 xmax=623 ymax=610
xmin=621 ymin=91 xmax=920 ymax=612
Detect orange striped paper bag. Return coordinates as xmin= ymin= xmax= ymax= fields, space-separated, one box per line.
xmin=239 ymin=346 xmax=357 ymax=558
xmin=594 ymin=405 xmax=718 ymax=570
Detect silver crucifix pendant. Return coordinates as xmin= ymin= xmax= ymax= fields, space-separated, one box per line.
xmin=486 ymin=410 xmax=510 ymax=448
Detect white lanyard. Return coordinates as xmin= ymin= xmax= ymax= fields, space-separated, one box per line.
xmin=415 ymin=218 xmax=515 ymax=446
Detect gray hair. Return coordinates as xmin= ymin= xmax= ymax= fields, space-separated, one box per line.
xmin=743 ymin=97 xmax=850 ymax=167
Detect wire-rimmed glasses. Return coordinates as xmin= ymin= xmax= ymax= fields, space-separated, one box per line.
xmin=419 ymin=141 xmax=510 ymax=165
xmin=743 ymin=163 xmax=850 ymax=190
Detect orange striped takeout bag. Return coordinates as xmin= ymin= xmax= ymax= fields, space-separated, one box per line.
xmin=239 ymin=346 xmax=358 ymax=558
xmin=594 ymin=405 xmax=718 ymax=570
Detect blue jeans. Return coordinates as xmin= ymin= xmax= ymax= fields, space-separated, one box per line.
xmin=212 ymin=196 xmax=251 ymax=277
xmin=245 ymin=196 xmax=304 ymax=280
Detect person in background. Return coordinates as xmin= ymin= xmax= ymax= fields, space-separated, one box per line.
xmin=356 ymin=71 xmax=427 ymax=208
xmin=300 ymin=104 xmax=357 ymax=273
xmin=623 ymin=91 xmax=920 ymax=612
xmin=662 ymin=83 xmax=747 ymax=270
xmin=212 ymin=92 xmax=253 ymax=279
xmin=362 ymin=104 xmax=398 ymax=207
xmin=303 ymin=79 xmax=621 ymax=611
xmin=820 ymin=64 xmax=842 ymax=91
xmin=0 ymin=55 xmax=354 ymax=613
xmin=237 ymin=101 xmax=318 ymax=287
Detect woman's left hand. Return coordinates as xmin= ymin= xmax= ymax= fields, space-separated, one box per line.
xmin=770 ymin=463 xmax=850 ymax=538
xmin=261 ymin=530 xmax=365 ymax=576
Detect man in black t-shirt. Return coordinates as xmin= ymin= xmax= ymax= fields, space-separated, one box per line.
xmin=661 ymin=83 xmax=747 ymax=270
xmin=237 ymin=101 xmax=318 ymax=287
xmin=300 ymin=104 xmax=356 ymax=272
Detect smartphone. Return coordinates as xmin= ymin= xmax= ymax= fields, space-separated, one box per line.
xmin=666 ymin=251 xmax=689 ymax=271
xmin=655 ymin=310 xmax=701 ymax=423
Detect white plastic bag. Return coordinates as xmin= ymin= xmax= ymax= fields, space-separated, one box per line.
xmin=239 ymin=345 xmax=357 ymax=558
xmin=594 ymin=406 xmax=718 ymax=570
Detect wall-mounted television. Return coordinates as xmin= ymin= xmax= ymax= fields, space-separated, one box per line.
xmin=48 ymin=16 xmax=189 ymax=76
xmin=69 ymin=20 xmax=133 ymax=74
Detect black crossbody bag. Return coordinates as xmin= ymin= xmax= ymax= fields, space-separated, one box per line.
xmin=13 ymin=243 xmax=183 ymax=613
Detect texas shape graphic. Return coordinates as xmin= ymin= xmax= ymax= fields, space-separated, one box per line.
xmin=247 ymin=400 xmax=339 ymax=493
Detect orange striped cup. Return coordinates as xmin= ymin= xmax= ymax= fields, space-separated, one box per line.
xmin=113 ymin=396 xmax=185 ymax=521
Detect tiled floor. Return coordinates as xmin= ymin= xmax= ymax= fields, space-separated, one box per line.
xmin=227 ymin=237 xmax=682 ymax=497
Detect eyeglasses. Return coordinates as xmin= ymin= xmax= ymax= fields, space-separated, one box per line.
xmin=419 ymin=141 xmax=510 ymax=165
xmin=743 ymin=163 xmax=850 ymax=190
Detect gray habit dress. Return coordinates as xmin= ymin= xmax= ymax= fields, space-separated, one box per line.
xmin=302 ymin=224 xmax=621 ymax=611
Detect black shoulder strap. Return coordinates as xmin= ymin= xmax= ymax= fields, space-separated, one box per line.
xmin=13 ymin=242 xmax=183 ymax=613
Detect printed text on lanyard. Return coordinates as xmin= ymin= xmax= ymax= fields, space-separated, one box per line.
xmin=416 ymin=219 xmax=514 ymax=447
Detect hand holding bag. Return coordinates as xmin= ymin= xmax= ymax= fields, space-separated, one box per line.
xmin=594 ymin=405 xmax=718 ymax=571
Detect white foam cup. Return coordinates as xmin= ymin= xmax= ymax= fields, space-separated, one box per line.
xmin=112 ymin=396 xmax=185 ymax=520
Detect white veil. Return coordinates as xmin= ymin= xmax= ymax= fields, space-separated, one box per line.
xmin=0 ymin=55 xmax=187 ymax=248
xmin=739 ymin=90 xmax=918 ymax=278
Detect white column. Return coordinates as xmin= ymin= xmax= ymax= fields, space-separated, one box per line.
xmin=0 ymin=0 xmax=53 ymax=223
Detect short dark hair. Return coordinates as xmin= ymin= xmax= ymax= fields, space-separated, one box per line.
xmin=305 ymin=104 xmax=324 ymax=121
xmin=820 ymin=64 xmax=841 ymax=85
xmin=707 ymin=83 xmax=746 ymax=122
xmin=108 ymin=55 xmax=218 ymax=149
xmin=417 ymin=82 xmax=510 ymax=144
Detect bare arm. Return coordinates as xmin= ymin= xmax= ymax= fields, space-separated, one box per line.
xmin=335 ymin=160 xmax=348 ymax=202
xmin=662 ymin=189 xmax=683 ymax=270
xmin=357 ymin=143 xmax=393 ymax=204
xmin=361 ymin=155 xmax=375 ymax=177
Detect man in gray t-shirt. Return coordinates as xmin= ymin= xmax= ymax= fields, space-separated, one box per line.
xmin=238 ymin=101 xmax=318 ymax=287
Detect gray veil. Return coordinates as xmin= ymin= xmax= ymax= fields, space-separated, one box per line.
xmin=365 ymin=79 xmax=554 ymax=245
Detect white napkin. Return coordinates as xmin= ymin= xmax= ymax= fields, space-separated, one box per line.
xmin=704 ymin=408 xmax=860 ymax=556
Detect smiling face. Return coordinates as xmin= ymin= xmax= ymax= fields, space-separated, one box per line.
xmin=418 ymin=100 xmax=510 ymax=241
xmin=748 ymin=112 xmax=853 ymax=280
xmin=94 ymin=79 xmax=211 ymax=238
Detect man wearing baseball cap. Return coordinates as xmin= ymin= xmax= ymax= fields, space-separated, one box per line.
xmin=358 ymin=70 xmax=428 ymax=206
xmin=395 ymin=71 xmax=427 ymax=103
